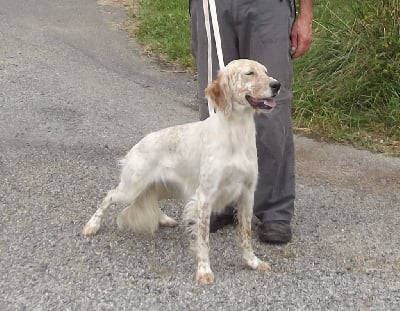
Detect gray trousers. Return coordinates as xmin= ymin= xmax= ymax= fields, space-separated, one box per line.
xmin=190 ymin=0 xmax=296 ymax=222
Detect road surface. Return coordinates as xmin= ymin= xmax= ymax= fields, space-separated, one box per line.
xmin=1 ymin=0 xmax=399 ymax=309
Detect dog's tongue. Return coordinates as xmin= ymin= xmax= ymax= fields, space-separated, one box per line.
xmin=264 ymin=99 xmax=276 ymax=108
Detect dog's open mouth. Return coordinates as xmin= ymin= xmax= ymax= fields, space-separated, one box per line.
xmin=245 ymin=95 xmax=276 ymax=110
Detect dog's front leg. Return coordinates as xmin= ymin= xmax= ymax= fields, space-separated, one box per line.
xmin=237 ymin=192 xmax=271 ymax=272
xmin=194 ymin=201 xmax=214 ymax=285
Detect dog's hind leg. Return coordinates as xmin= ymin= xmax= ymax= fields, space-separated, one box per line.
xmin=237 ymin=192 xmax=271 ymax=272
xmin=82 ymin=188 xmax=121 ymax=236
xmin=82 ymin=174 xmax=149 ymax=236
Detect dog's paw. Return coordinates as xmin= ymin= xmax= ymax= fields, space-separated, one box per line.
xmin=195 ymin=271 xmax=215 ymax=285
xmin=82 ymin=223 xmax=100 ymax=236
xmin=159 ymin=213 xmax=178 ymax=228
xmin=244 ymin=256 xmax=271 ymax=272
xmin=256 ymin=260 xmax=271 ymax=272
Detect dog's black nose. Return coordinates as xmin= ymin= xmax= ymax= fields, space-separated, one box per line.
xmin=269 ymin=81 xmax=281 ymax=95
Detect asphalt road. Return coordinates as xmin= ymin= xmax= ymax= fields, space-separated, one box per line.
xmin=1 ymin=0 xmax=399 ymax=310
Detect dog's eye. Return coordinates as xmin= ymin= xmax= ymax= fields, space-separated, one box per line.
xmin=245 ymin=71 xmax=254 ymax=76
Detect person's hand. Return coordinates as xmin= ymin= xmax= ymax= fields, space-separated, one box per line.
xmin=290 ymin=15 xmax=313 ymax=59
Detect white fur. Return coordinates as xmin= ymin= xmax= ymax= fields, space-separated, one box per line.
xmin=82 ymin=59 xmax=278 ymax=284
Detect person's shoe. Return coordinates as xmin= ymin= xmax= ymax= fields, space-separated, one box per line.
xmin=259 ymin=220 xmax=292 ymax=244
xmin=209 ymin=205 xmax=236 ymax=233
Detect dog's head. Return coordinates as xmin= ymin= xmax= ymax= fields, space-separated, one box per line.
xmin=205 ymin=59 xmax=280 ymax=116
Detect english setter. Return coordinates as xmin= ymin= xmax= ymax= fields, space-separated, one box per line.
xmin=82 ymin=59 xmax=280 ymax=285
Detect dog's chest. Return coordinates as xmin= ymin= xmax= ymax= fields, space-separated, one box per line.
xmin=219 ymin=149 xmax=258 ymax=189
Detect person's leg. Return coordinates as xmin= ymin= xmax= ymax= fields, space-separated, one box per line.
xmin=236 ymin=0 xmax=296 ymax=243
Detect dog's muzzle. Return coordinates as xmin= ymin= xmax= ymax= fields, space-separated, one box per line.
xmin=246 ymin=81 xmax=281 ymax=110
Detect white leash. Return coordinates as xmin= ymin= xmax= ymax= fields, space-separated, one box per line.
xmin=202 ymin=0 xmax=225 ymax=115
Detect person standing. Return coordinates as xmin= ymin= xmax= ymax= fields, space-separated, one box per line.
xmin=190 ymin=0 xmax=313 ymax=244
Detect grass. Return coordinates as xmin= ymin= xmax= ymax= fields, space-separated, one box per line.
xmin=128 ymin=0 xmax=400 ymax=155
xmin=293 ymin=0 xmax=400 ymax=154
xmin=131 ymin=0 xmax=192 ymax=68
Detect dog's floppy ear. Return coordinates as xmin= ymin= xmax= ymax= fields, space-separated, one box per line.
xmin=205 ymin=75 xmax=232 ymax=116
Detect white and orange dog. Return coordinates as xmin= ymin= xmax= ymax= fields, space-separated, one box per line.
xmin=82 ymin=59 xmax=280 ymax=284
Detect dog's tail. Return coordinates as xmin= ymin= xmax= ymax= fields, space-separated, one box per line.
xmin=117 ymin=189 xmax=160 ymax=234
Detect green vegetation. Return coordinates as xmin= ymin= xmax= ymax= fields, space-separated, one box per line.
xmin=293 ymin=0 xmax=400 ymax=154
xmin=131 ymin=0 xmax=400 ymax=155
xmin=133 ymin=0 xmax=192 ymax=67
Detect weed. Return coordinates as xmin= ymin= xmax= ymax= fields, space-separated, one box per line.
xmin=134 ymin=0 xmax=193 ymax=68
xmin=294 ymin=0 xmax=400 ymax=154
